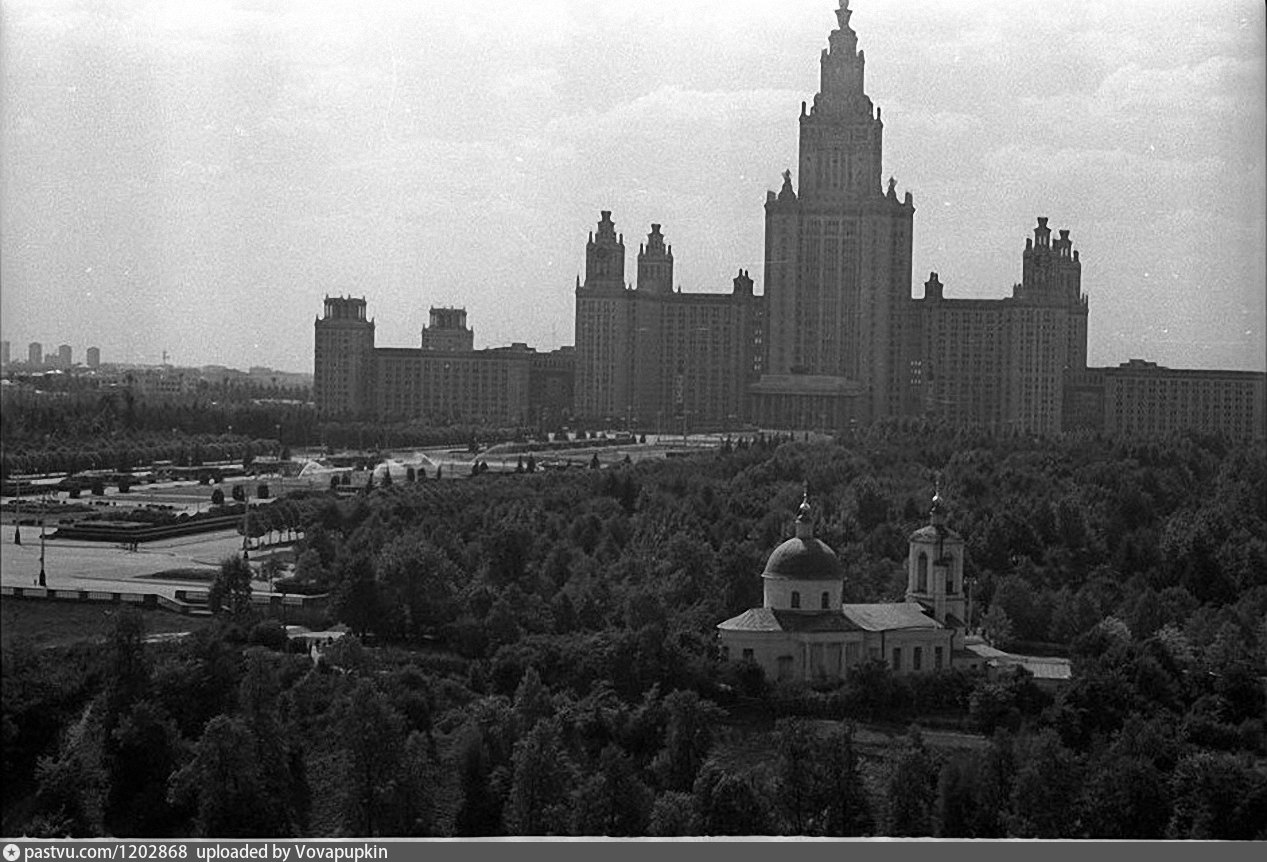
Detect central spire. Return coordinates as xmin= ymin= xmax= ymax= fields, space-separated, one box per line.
xmin=835 ymin=0 xmax=854 ymax=32
xmin=813 ymin=0 xmax=870 ymax=120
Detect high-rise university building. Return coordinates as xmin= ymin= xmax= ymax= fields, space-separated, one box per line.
xmin=86 ymin=346 xmax=100 ymax=368
xmin=314 ymin=297 xmax=574 ymax=427
xmin=915 ymin=218 xmax=1089 ymax=434
xmin=27 ymin=342 xmax=42 ymax=366
xmin=573 ymin=214 xmax=764 ymax=429
xmin=314 ymin=296 xmax=377 ymax=418
xmin=1065 ymin=360 xmax=1266 ymax=439
xmin=421 ymin=307 xmax=475 ymax=352
xmin=750 ymin=0 xmax=916 ymax=429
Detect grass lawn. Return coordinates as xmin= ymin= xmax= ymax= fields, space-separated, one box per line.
xmin=0 ymin=595 xmax=214 ymax=649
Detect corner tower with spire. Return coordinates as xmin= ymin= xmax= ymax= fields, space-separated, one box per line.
xmin=753 ymin=0 xmax=919 ymax=430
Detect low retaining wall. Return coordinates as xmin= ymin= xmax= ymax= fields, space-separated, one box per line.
xmin=3 ymin=584 xmax=330 ymax=624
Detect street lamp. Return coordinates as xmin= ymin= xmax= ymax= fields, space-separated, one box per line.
xmin=38 ymin=490 xmax=47 ymax=587
xmin=241 ymin=485 xmax=251 ymax=563
xmin=13 ymin=477 xmax=20 ymax=546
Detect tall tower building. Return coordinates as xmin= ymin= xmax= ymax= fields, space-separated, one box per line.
xmin=916 ymin=218 xmax=1088 ymax=434
xmin=314 ymin=296 xmax=376 ymax=418
xmin=574 ymin=211 xmax=631 ymax=421
xmin=57 ymin=344 xmax=73 ymax=368
xmin=28 ymin=342 xmax=42 ymax=366
xmin=86 ymin=346 xmax=100 ymax=368
xmin=421 ymin=307 xmax=475 ymax=352
xmin=753 ymin=0 xmax=916 ymax=428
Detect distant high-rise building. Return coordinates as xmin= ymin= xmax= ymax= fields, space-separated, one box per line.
xmin=914 ymin=218 xmax=1089 ymax=434
xmin=314 ymin=298 xmax=574 ymax=426
xmin=1064 ymin=360 xmax=1266 ymax=439
xmin=749 ymin=0 xmax=917 ymax=430
xmin=421 ymin=307 xmax=475 ymax=352
xmin=28 ymin=342 xmax=42 ymax=366
xmin=0 ymin=341 xmax=9 ymax=366
xmin=314 ymin=296 xmax=377 ymax=418
xmin=86 ymin=346 xmax=100 ymax=368
xmin=573 ymin=215 xmax=764 ymax=429
xmin=57 ymin=344 xmax=72 ymax=368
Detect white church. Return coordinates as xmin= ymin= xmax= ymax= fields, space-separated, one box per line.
xmin=717 ymin=488 xmax=985 ymax=682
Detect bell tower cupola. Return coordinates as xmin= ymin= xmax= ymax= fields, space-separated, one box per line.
xmin=906 ymin=480 xmax=967 ymax=626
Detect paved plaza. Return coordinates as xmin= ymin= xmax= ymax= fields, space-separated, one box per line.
xmin=0 ymin=526 xmax=267 ymax=598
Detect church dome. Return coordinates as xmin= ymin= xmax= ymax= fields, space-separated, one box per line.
xmin=763 ymin=535 xmax=843 ymax=581
xmin=762 ymin=487 xmax=843 ymax=581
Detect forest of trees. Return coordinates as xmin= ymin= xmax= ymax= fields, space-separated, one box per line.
xmin=0 ymin=383 xmax=549 ymax=480
xmin=3 ymin=422 xmax=1265 ymax=838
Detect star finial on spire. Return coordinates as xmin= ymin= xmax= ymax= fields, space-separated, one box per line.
xmin=836 ymin=0 xmax=853 ymax=31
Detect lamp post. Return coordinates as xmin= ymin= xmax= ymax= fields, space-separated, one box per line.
xmin=13 ymin=477 xmax=20 ymax=545
xmin=241 ymin=485 xmax=250 ymax=564
xmin=38 ymin=491 xmax=46 ymax=587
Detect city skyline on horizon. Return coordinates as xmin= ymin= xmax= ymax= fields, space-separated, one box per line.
xmin=2 ymin=0 xmax=1264 ymax=375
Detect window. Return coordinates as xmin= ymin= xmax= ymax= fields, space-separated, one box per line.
xmin=821 ymin=591 xmax=831 ymax=609
xmin=917 ymin=552 xmax=928 ymax=592
xmin=791 ymin=591 xmax=801 ymax=609
xmin=777 ymin=655 xmax=794 ymax=681
xmin=721 ymin=646 xmax=730 ymax=661
xmin=934 ymin=646 xmax=944 ymax=670
xmin=913 ymin=647 xmax=923 ymax=671
xmin=891 ymin=647 xmax=902 ymax=671
xmin=742 ymin=648 xmax=754 ymax=661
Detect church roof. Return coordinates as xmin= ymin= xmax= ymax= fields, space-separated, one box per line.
xmin=909 ymin=523 xmax=962 ymax=543
xmin=841 ymin=602 xmax=941 ymax=632
xmin=763 ymin=536 xmax=843 ymax=581
xmin=717 ymin=607 xmax=862 ymax=634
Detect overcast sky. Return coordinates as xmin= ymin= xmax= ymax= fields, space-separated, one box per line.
xmin=2 ymin=0 xmax=1264 ymax=373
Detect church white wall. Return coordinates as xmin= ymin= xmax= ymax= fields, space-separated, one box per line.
xmin=763 ymin=578 xmax=842 ymax=611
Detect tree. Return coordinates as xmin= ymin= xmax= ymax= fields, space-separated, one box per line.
xmin=506 ymin=719 xmax=575 ymax=836
xmin=334 ymin=680 xmax=410 ymax=836
xmin=819 ymin=722 xmax=871 ymax=836
xmin=773 ymin=718 xmax=820 ymax=834
xmin=1008 ymin=729 xmax=1083 ymax=838
xmin=453 ymin=723 xmax=505 ymax=837
xmin=692 ymin=760 xmax=771 ymax=836
xmin=210 ymin=487 xmax=225 ymax=506
xmin=104 ymin=700 xmax=183 ymax=836
xmin=884 ymin=728 xmax=939 ymax=837
xmin=571 ymin=744 xmax=653 ymax=836
xmin=168 ymin=715 xmax=280 ymax=837
xmin=647 ymin=791 xmax=697 ymax=836
xmin=981 ymin=604 xmax=1014 ymax=649
xmin=208 ymin=555 xmax=254 ymax=618
xmin=652 ymin=690 xmax=724 ymax=791
xmin=231 ymin=484 xmax=245 ymax=502
xmin=1167 ymin=751 xmax=1267 ymax=840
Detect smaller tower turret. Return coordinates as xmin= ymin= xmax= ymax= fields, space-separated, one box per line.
xmin=906 ymin=480 xmax=966 ymax=627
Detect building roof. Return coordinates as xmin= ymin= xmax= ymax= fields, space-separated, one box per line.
xmin=717 ymin=607 xmax=862 ymax=634
xmin=964 ymin=643 xmax=1072 ymax=681
xmin=841 ymin=602 xmax=941 ymax=632
xmin=763 ymin=536 xmax=843 ymax=581
xmin=909 ymin=523 xmax=962 ymax=543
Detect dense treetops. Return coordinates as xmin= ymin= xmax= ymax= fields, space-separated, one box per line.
xmin=3 ymin=423 xmax=1265 ymax=838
